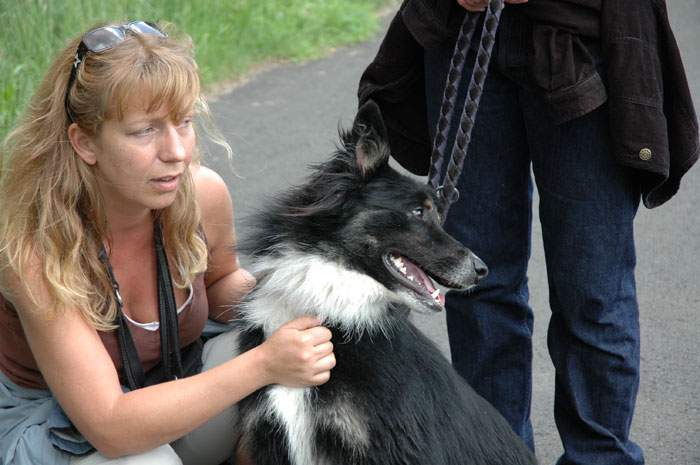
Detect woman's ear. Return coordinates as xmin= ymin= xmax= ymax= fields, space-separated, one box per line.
xmin=68 ymin=123 xmax=98 ymax=165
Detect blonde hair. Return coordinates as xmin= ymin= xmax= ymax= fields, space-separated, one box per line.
xmin=0 ymin=22 xmax=226 ymax=330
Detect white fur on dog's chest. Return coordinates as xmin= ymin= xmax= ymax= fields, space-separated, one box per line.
xmin=265 ymin=385 xmax=371 ymax=465
xmin=266 ymin=386 xmax=315 ymax=465
xmin=243 ymin=251 xmax=391 ymax=464
xmin=240 ymin=250 xmax=400 ymax=337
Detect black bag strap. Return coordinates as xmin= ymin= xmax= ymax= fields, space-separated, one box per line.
xmin=99 ymin=219 xmax=183 ymax=390
xmin=154 ymin=220 xmax=184 ymax=381
xmin=428 ymin=0 xmax=505 ymax=222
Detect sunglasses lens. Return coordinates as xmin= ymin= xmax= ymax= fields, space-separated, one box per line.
xmin=128 ymin=21 xmax=167 ymax=37
xmin=83 ymin=26 xmax=126 ymax=52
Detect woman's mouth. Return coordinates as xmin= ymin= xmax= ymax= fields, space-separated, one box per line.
xmin=151 ymin=174 xmax=180 ymax=192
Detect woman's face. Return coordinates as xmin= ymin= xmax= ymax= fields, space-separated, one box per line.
xmin=89 ymin=102 xmax=195 ymax=215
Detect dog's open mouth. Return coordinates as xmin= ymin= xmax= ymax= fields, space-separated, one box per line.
xmin=383 ymin=252 xmax=450 ymax=310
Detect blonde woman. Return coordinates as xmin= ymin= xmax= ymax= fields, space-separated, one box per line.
xmin=0 ymin=21 xmax=335 ymax=465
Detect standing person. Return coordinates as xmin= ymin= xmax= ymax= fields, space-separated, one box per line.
xmin=0 ymin=21 xmax=336 ymax=465
xmin=359 ymin=1 xmax=699 ymax=464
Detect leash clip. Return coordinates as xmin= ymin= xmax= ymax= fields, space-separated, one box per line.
xmin=436 ymin=185 xmax=460 ymax=204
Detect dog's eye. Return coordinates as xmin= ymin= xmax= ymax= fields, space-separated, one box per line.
xmin=412 ymin=207 xmax=424 ymax=218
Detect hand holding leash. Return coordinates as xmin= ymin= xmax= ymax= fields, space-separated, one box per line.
xmin=260 ymin=316 xmax=336 ymax=387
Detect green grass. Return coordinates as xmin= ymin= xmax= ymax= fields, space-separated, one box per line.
xmin=0 ymin=0 xmax=391 ymax=141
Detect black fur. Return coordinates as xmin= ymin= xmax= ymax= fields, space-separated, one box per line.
xmin=237 ymin=101 xmax=537 ymax=465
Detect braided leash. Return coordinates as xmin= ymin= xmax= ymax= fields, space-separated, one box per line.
xmin=428 ymin=0 xmax=505 ymax=223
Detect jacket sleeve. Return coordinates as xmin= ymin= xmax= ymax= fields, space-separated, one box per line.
xmin=357 ymin=1 xmax=466 ymax=175
xmin=602 ymin=0 xmax=699 ymax=208
xmin=357 ymin=4 xmax=432 ymax=175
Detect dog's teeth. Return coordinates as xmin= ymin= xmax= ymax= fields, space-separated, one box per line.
xmin=408 ymin=275 xmax=415 ymax=281
xmin=431 ymin=289 xmax=440 ymax=299
xmin=390 ymin=255 xmax=409 ymax=276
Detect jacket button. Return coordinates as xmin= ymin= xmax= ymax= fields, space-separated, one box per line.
xmin=639 ymin=148 xmax=652 ymax=160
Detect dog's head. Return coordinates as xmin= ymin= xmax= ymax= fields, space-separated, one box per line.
xmin=247 ymin=101 xmax=487 ymax=315
xmin=336 ymin=101 xmax=487 ymax=312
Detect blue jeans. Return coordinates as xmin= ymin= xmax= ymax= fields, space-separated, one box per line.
xmin=424 ymin=29 xmax=644 ymax=465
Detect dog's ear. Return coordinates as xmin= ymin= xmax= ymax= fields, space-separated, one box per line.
xmin=351 ymin=100 xmax=390 ymax=178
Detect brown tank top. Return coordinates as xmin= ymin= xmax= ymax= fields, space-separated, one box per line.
xmin=0 ymin=275 xmax=208 ymax=390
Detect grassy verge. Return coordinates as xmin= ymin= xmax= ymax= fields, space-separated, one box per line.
xmin=0 ymin=0 xmax=391 ymax=141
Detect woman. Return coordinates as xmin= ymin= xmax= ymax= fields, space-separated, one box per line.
xmin=0 ymin=21 xmax=335 ymax=465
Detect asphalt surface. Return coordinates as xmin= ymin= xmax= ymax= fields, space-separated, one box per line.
xmin=204 ymin=4 xmax=700 ymax=464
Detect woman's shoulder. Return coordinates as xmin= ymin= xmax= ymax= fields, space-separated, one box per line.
xmin=190 ymin=164 xmax=235 ymax=249
xmin=192 ymin=163 xmax=225 ymax=185
xmin=192 ymin=165 xmax=231 ymax=206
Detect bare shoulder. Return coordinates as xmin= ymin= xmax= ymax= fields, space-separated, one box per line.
xmin=192 ymin=164 xmax=235 ymax=227
xmin=190 ymin=164 xmax=236 ymax=259
xmin=192 ymin=165 xmax=232 ymax=209
xmin=192 ymin=163 xmax=226 ymax=188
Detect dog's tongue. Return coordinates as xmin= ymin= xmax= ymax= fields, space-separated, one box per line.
xmin=403 ymin=259 xmax=445 ymax=306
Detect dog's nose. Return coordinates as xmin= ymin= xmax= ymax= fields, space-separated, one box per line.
xmin=471 ymin=253 xmax=488 ymax=282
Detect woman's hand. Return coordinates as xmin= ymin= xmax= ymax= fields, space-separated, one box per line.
xmin=457 ymin=0 xmax=528 ymax=12
xmin=259 ymin=316 xmax=335 ymax=388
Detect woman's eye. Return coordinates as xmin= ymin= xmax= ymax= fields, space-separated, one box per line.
xmin=131 ymin=127 xmax=155 ymax=137
xmin=178 ymin=117 xmax=193 ymax=129
xmin=412 ymin=207 xmax=424 ymax=218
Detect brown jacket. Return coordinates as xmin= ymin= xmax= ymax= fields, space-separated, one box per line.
xmin=358 ymin=0 xmax=699 ymax=208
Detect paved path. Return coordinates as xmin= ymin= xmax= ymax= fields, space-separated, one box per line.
xmin=205 ymin=5 xmax=700 ymax=464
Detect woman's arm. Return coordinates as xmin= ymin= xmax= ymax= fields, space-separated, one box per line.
xmin=9 ymin=253 xmax=333 ymax=458
xmin=193 ymin=164 xmax=256 ymax=322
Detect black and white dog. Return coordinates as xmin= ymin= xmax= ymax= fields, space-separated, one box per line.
xmin=236 ymin=101 xmax=537 ymax=465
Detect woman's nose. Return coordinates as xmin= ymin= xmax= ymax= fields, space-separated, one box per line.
xmin=159 ymin=124 xmax=187 ymax=161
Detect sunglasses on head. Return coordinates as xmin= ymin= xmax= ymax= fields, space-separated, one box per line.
xmin=64 ymin=21 xmax=167 ymax=123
